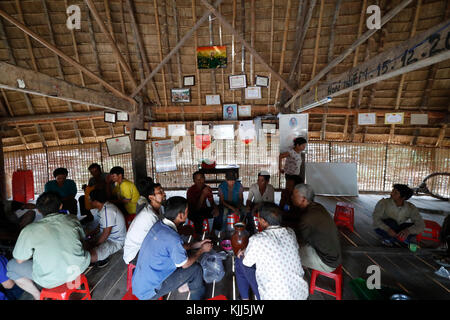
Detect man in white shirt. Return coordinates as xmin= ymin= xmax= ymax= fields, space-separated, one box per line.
xmin=123 ymin=181 xmax=166 ymax=265
xmin=245 ymin=171 xmax=275 ymax=234
xmin=87 ymin=189 xmax=126 ymax=268
xmin=235 ymin=202 xmax=309 ymax=300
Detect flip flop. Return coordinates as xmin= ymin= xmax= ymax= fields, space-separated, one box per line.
xmin=434 ymin=258 xmax=450 ymax=268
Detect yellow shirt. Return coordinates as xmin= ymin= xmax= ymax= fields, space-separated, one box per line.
xmin=113 ymin=179 xmax=140 ymax=214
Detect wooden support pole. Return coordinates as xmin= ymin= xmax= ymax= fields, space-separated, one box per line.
xmin=285 ymin=0 xmax=414 ymax=110
xmin=0 ymin=7 xmax=135 ymax=104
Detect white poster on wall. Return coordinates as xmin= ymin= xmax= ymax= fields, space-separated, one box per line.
xmin=152 ymin=140 xmax=177 ymax=173
xmin=151 ymin=127 xmax=166 ymax=138
xmin=239 ymin=120 xmax=256 ymax=144
xmin=358 ymin=113 xmax=376 ymax=125
xmin=168 ymin=124 xmax=186 ymax=136
xmin=213 ymin=124 xmax=235 ymax=140
xmin=279 ymin=114 xmax=308 ymax=153
xmin=305 ymin=162 xmax=359 ymax=196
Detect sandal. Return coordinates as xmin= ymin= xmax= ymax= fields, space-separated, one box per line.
xmin=434 ymin=257 xmax=450 ymax=268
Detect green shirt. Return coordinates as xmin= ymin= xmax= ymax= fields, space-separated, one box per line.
xmin=12 ymin=213 xmax=91 ymax=288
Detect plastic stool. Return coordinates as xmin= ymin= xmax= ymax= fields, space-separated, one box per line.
xmin=126 ymin=263 xmax=136 ymax=292
xmin=416 ymin=220 xmax=441 ymax=243
xmin=122 ymin=289 xmax=139 ymax=300
xmin=334 ymin=202 xmax=354 ymax=232
xmin=309 ymin=265 xmax=343 ymax=300
xmin=40 ymin=274 xmax=91 ymax=300
xmin=208 ymin=295 xmax=228 ymax=300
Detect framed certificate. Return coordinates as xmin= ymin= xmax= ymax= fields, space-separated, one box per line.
xmin=195 ymin=124 xmax=210 ymax=135
xmin=134 ymin=129 xmax=148 ymax=141
xmin=183 ymin=75 xmax=195 ymax=86
xmin=245 ymin=86 xmax=262 ymax=99
xmin=151 ymin=127 xmax=166 ymax=138
xmin=255 ymin=75 xmax=269 ymax=87
xmin=105 ymin=135 xmax=131 ymax=156
xmin=116 ymin=111 xmax=129 ymax=122
xmin=104 ymin=112 xmax=116 ymax=123
xmin=385 ymin=113 xmax=404 ymax=125
xmin=229 ymin=74 xmax=247 ymax=89
xmin=410 ymin=114 xmax=428 ymax=125
xmin=358 ymin=113 xmax=376 ymax=125
xmin=205 ymin=94 xmax=221 ymax=105
xmin=168 ymin=124 xmax=186 ymax=136
xmin=238 ymin=105 xmax=252 ymax=117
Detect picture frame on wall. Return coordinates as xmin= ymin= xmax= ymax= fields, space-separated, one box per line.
xmin=223 ymin=104 xmax=238 ymax=120
xmin=197 ymin=46 xmax=227 ymax=69
xmin=255 ymin=75 xmax=269 ymax=87
xmin=229 ymin=74 xmax=247 ymax=89
xmin=205 ymin=94 xmax=221 ymax=105
xmin=385 ymin=112 xmax=404 ymax=125
xmin=171 ymin=88 xmax=191 ymax=103
xmin=116 ymin=111 xmax=129 ymax=122
xmin=105 ymin=135 xmax=132 ymax=156
xmin=104 ymin=112 xmax=116 ymax=123
xmin=245 ymin=86 xmax=262 ymax=100
xmin=183 ymin=75 xmax=195 ymax=86
xmin=151 ymin=127 xmax=166 ymax=138
xmin=238 ymin=105 xmax=252 ymax=117
xmin=134 ymin=129 xmax=148 ymax=141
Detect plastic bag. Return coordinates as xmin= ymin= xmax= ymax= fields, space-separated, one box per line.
xmin=199 ymin=249 xmax=227 ymax=283
xmin=435 ymin=266 xmax=450 ymax=280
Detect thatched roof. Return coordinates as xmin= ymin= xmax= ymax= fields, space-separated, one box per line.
xmin=0 ymin=0 xmax=449 ymax=152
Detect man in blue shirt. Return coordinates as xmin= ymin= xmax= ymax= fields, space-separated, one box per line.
xmin=132 ymin=196 xmax=212 ymax=300
xmin=44 ymin=167 xmax=78 ymax=215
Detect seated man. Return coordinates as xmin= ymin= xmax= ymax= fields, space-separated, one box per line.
xmin=186 ymin=171 xmax=219 ymax=235
xmin=235 ymin=202 xmax=309 ymax=300
xmin=373 ymin=184 xmax=425 ymax=248
xmin=245 ymin=171 xmax=275 ymax=233
xmin=135 ymin=177 xmax=154 ymax=215
xmin=216 ymin=171 xmax=244 ymax=232
xmin=79 ymin=163 xmax=113 ymax=224
xmin=123 ymin=180 xmax=166 ymax=265
xmin=109 ymin=166 xmax=140 ymax=216
xmin=132 ymin=196 xmax=212 ymax=300
xmin=44 ymin=167 xmax=78 ymax=215
xmin=0 ymin=200 xmax=39 ymax=241
xmin=292 ymin=184 xmax=342 ymax=273
xmin=6 ymin=192 xmax=91 ymax=300
xmin=87 ymin=189 xmax=127 ymax=268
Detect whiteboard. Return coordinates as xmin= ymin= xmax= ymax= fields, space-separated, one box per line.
xmin=305 ymin=162 xmax=359 ymax=196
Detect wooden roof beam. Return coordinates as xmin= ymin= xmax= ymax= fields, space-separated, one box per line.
xmin=296 ymin=19 xmax=450 ymax=111
xmin=0 ymin=62 xmax=133 ymax=113
xmin=0 ymin=7 xmax=135 ymax=105
xmin=285 ymin=0 xmax=414 ymax=110
xmin=199 ymin=0 xmax=296 ymax=96
xmin=130 ymin=0 xmax=224 ymax=99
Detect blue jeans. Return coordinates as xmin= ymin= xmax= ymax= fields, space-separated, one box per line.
xmin=235 ymin=257 xmax=260 ymax=300
xmin=150 ymin=263 xmax=205 ymax=300
xmin=374 ymin=218 xmax=417 ymax=244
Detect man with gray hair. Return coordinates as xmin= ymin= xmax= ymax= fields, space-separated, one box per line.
xmin=291 ymin=184 xmax=342 ymax=273
xmin=235 ymin=202 xmax=309 ymax=300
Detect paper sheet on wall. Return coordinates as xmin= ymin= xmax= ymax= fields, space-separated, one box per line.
xmin=151 ymin=127 xmax=166 ymax=138
xmin=213 ymin=124 xmax=235 ymax=140
xmin=305 ymin=162 xmax=359 ymax=196
xmin=168 ymin=124 xmax=186 ymax=136
xmin=152 ymin=140 xmax=177 ymax=173
xmin=279 ymin=114 xmax=308 ymax=153
xmin=239 ymin=121 xmax=256 ymax=144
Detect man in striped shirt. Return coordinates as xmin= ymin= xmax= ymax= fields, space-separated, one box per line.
xmin=86 ymin=189 xmax=127 ymax=268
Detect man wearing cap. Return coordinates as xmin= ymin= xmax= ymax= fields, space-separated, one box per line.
xmin=245 ymin=171 xmax=275 ymax=234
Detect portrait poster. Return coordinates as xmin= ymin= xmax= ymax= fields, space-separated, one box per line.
xmin=223 ymin=104 xmax=238 ymax=120
xmin=152 ymin=140 xmax=177 ymax=173
xmin=197 ymin=46 xmax=227 ymax=69
xmin=279 ymin=114 xmax=308 ymax=153
xmin=105 ymin=135 xmax=131 ymax=156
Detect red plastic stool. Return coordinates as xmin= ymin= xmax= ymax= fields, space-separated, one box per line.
xmin=40 ymin=274 xmax=91 ymax=300
xmin=334 ymin=202 xmax=355 ymax=232
xmin=122 ymin=289 xmax=139 ymax=300
xmin=126 ymin=263 xmax=136 ymax=292
xmin=208 ymin=295 xmax=228 ymax=300
xmin=416 ymin=220 xmax=441 ymax=243
xmin=309 ymin=265 xmax=343 ymax=300
xmin=125 ymin=214 xmax=136 ymax=230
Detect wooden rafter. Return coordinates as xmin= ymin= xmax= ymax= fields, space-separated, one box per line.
xmin=389 ymin=0 xmax=422 ymax=144
xmin=0 ymin=7 xmax=135 ymax=104
xmin=42 ymin=0 xmax=84 ymax=145
xmin=125 ymin=0 xmax=161 ymax=107
xmin=285 ymin=0 xmax=414 ymax=110
xmin=130 ymin=0 xmax=224 ymax=99
xmin=191 ymin=0 xmax=202 ymax=110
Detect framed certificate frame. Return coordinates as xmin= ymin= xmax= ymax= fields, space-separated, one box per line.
xmin=104 ymin=112 xmax=116 ymax=123
xmin=229 ymin=74 xmax=247 ymax=89
xmin=105 ymin=135 xmax=131 ymax=156
xmin=116 ymin=111 xmax=129 ymax=122
xmin=134 ymin=129 xmax=148 ymax=141
xmin=183 ymin=75 xmax=195 ymax=86
xmin=255 ymin=75 xmax=269 ymax=87
xmin=245 ymin=86 xmax=262 ymax=99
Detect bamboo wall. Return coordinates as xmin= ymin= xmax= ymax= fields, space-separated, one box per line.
xmin=4 ymin=132 xmax=449 ymax=199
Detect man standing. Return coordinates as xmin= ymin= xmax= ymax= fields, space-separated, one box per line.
xmin=292 ymin=184 xmax=342 ymax=273
xmin=373 ymin=184 xmax=424 ymax=249
xmin=123 ymin=180 xmax=166 ymax=265
xmin=6 ymin=192 xmax=90 ymax=300
xmin=132 ymin=196 xmax=212 ymax=300
xmin=186 ymin=171 xmax=219 ymax=235
xmin=235 ymin=202 xmax=309 ymax=300
xmin=109 ymin=166 xmax=140 ymax=216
